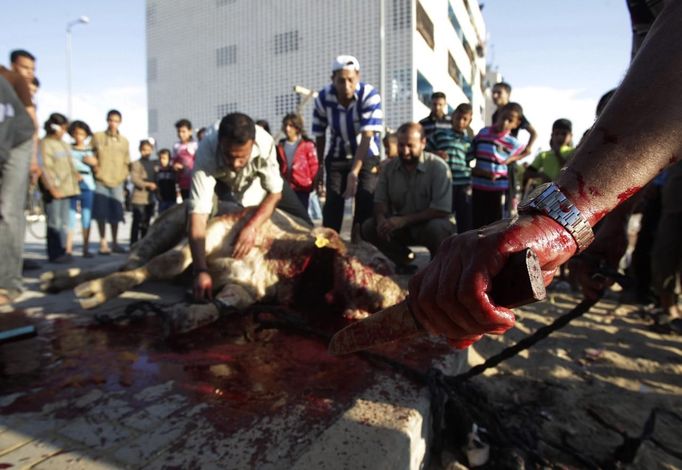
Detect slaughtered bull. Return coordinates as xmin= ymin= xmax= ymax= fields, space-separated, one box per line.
xmin=41 ymin=202 xmax=405 ymax=334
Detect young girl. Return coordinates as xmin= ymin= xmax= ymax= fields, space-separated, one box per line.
xmin=171 ymin=119 xmax=197 ymax=200
xmin=39 ymin=113 xmax=80 ymax=263
xmin=275 ymin=113 xmax=319 ymax=210
xmin=66 ymin=120 xmax=97 ymax=257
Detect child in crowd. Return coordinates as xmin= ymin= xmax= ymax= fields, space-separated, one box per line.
xmin=275 ymin=113 xmax=319 ymax=210
xmin=66 ymin=120 xmax=97 ymax=257
xmin=39 ymin=113 xmax=81 ymax=263
xmin=523 ymin=118 xmax=574 ymax=189
xmin=155 ymin=148 xmax=177 ymax=213
xmin=129 ymin=140 xmax=157 ymax=244
xmin=428 ymin=103 xmax=474 ymax=233
xmin=171 ymin=119 xmax=197 ymax=201
xmin=470 ymin=102 xmax=526 ymax=229
xmin=382 ymin=131 xmax=399 ymax=160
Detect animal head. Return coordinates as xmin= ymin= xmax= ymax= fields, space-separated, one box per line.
xmin=310 ymin=227 xmax=347 ymax=255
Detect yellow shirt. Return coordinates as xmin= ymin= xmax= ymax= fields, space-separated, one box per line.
xmin=91 ymin=130 xmax=130 ymax=188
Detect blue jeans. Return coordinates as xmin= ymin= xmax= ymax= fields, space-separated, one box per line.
xmin=45 ymin=197 xmax=71 ymax=261
xmin=0 ymin=138 xmax=31 ymax=296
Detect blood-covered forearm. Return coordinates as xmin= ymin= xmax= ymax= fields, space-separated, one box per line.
xmin=557 ymin=1 xmax=682 ymax=226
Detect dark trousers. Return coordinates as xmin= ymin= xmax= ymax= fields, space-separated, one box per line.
xmin=131 ymin=203 xmax=155 ymax=244
xmin=452 ymin=184 xmax=473 ymax=234
xmin=180 ymin=188 xmax=190 ymax=201
xmin=323 ymin=157 xmax=379 ymax=233
xmin=361 ymin=217 xmax=456 ymax=265
xmin=631 ymin=188 xmax=662 ymax=301
xmin=45 ymin=197 xmax=71 ymax=261
xmin=214 ymin=181 xmax=313 ymax=227
xmin=295 ymin=190 xmax=310 ymax=213
xmin=473 ymin=189 xmax=504 ymax=229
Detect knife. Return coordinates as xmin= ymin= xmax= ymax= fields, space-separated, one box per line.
xmin=328 ymin=248 xmax=546 ymax=355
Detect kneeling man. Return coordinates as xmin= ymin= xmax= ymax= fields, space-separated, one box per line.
xmin=189 ymin=113 xmax=311 ymax=300
xmin=361 ymin=122 xmax=455 ymax=274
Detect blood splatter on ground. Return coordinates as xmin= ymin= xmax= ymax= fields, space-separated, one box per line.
xmin=0 ymin=307 xmax=448 ymax=441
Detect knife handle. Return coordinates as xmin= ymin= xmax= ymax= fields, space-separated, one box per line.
xmin=328 ymin=248 xmax=546 ymax=355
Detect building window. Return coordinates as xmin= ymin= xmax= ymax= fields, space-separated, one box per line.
xmin=417 ymin=71 xmax=433 ymax=108
xmin=463 ymin=38 xmax=475 ymax=64
xmin=448 ymin=54 xmax=461 ymax=87
xmin=274 ymin=31 xmax=300 ymax=55
xmin=148 ymin=109 xmax=158 ymax=134
xmin=448 ymin=3 xmax=464 ymax=41
xmin=146 ymin=3 xmax=157 ymax=27
xmin=275 ymin=94 xmax=300 ymax=116
xmin=416 ymin=1 xmax=434 ymax=50
xmin=216 ymin=0 xmax=236 ymax=5
xmin=216 ymin=45 xmax=237 ymax=67
xmin=392 ymin=0 xmax=409 ymax=29
xmin=217 ymin=102 xmax=238 ymax=118
xmin=147 ymin=58 xmax=157 ymax=82
xmin=390 ymin=69 xmax=411 ymax=103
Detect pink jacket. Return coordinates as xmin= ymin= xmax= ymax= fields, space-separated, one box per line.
xmin=276 ymin=138 xmax=319 ymax=192
xmin=171 ymin=140 xmax=198 ymax=190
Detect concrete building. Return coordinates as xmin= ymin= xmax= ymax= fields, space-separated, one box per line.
xmin=146 ymin=0 xmax=488 ymax=148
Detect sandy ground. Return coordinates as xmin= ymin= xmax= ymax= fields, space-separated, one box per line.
xmin=7 ymin=211 xmax=682 ymax=469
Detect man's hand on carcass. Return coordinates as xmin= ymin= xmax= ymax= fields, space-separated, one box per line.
xmin=407 ymin=214 xmax=577 ymax=349
xmin=232 ymin=224 xmax=258 ymax=259
xmin=193 ymin=271 xmax=213 ymax=302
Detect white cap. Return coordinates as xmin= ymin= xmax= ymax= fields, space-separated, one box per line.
xmin=332 ymin=55 xmax=360 ymax=72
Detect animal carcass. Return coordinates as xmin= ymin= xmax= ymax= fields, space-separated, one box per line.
xmin=42 ymin=202 xmax=405 ymax=335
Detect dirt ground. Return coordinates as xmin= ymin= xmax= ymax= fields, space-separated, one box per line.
xmin=436 ymin=286 xmax=682 ymax=469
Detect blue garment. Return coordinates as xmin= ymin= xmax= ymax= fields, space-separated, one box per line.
xmin=69 ymin=182 xmax=94 ymax=230
xmin=71 ymin=147 xmax=96 ymax=190
xmin=312 ymin=82 xmax=383 ymax=161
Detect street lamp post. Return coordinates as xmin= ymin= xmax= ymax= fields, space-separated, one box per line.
xmin=66 ymin=16 xmax=90 ymax=118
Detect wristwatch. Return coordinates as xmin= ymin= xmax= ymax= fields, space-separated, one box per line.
xmin=518 ymin=182 xmax=594 ymax=253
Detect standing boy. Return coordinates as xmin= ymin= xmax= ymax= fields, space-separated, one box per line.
xmin=171 ymin=118 xmax=197 ymax=201
xmin=471 ymin=103 xmax=526 ymax=228
xmin=523 ymin=119 xmax=574 ymax=187
xmin=155 ymin=148 xmax=177 ymax=213
xmin=428 ymin=103 xmax=474 ymax=233
xmin=91 ymin=109 xmax=130 ymax=254
xmin=419 ymin=92 xmax=450 ymax=141
xmin=129 ymin=140 xmax=157 ymax=244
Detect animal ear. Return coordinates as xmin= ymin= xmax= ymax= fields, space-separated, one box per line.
xmin=311 ymin=227 xmax=345 ymax=252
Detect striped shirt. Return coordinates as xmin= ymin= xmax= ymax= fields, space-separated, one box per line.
xmin=312 ymin=82 xmax=383 ymax=162
xmin=471 ymin=126 xmax=525 ymax=192
xmin=419 ymin=114 xmax=451 ymax=141
xmin=428 ymin=129 xmax=472 ymax=186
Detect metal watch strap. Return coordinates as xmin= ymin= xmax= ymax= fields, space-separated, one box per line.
xmin=520 ymin=183 xmax=594 ymax=253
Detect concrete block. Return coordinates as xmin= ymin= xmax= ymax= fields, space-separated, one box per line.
xmin=58 ymin=417 xmax=136 ymax=450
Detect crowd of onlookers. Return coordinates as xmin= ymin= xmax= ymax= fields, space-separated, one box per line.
xmin=1 ymin=48 xmax=680 ymax=323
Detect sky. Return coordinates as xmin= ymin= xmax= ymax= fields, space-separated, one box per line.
xmin=0 ymin=0 xmax=634 ymax=159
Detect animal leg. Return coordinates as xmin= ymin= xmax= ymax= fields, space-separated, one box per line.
xmin=75 ymin=246 xmax=192 ymax=309
xmin=40 ymin=261 xmax=124 ymax=293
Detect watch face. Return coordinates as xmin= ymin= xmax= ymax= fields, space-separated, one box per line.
xmin=519 ymin=182 xmax=552 ymax=210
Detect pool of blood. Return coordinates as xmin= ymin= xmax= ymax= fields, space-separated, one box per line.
xmin=0 ymin=307 xmax=450 ymax=443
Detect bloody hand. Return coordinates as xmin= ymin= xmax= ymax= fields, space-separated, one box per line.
xmin=408 ymin=214 xmax=577 ymax=348
xmin=193 ymin=271 xmax=213 ymax=301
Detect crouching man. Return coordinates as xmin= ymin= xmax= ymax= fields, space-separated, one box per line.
xmin=361 ymin=122 xmax=455 ymax=274
xmin=189 ymin=113 xmax=312 ymax=301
